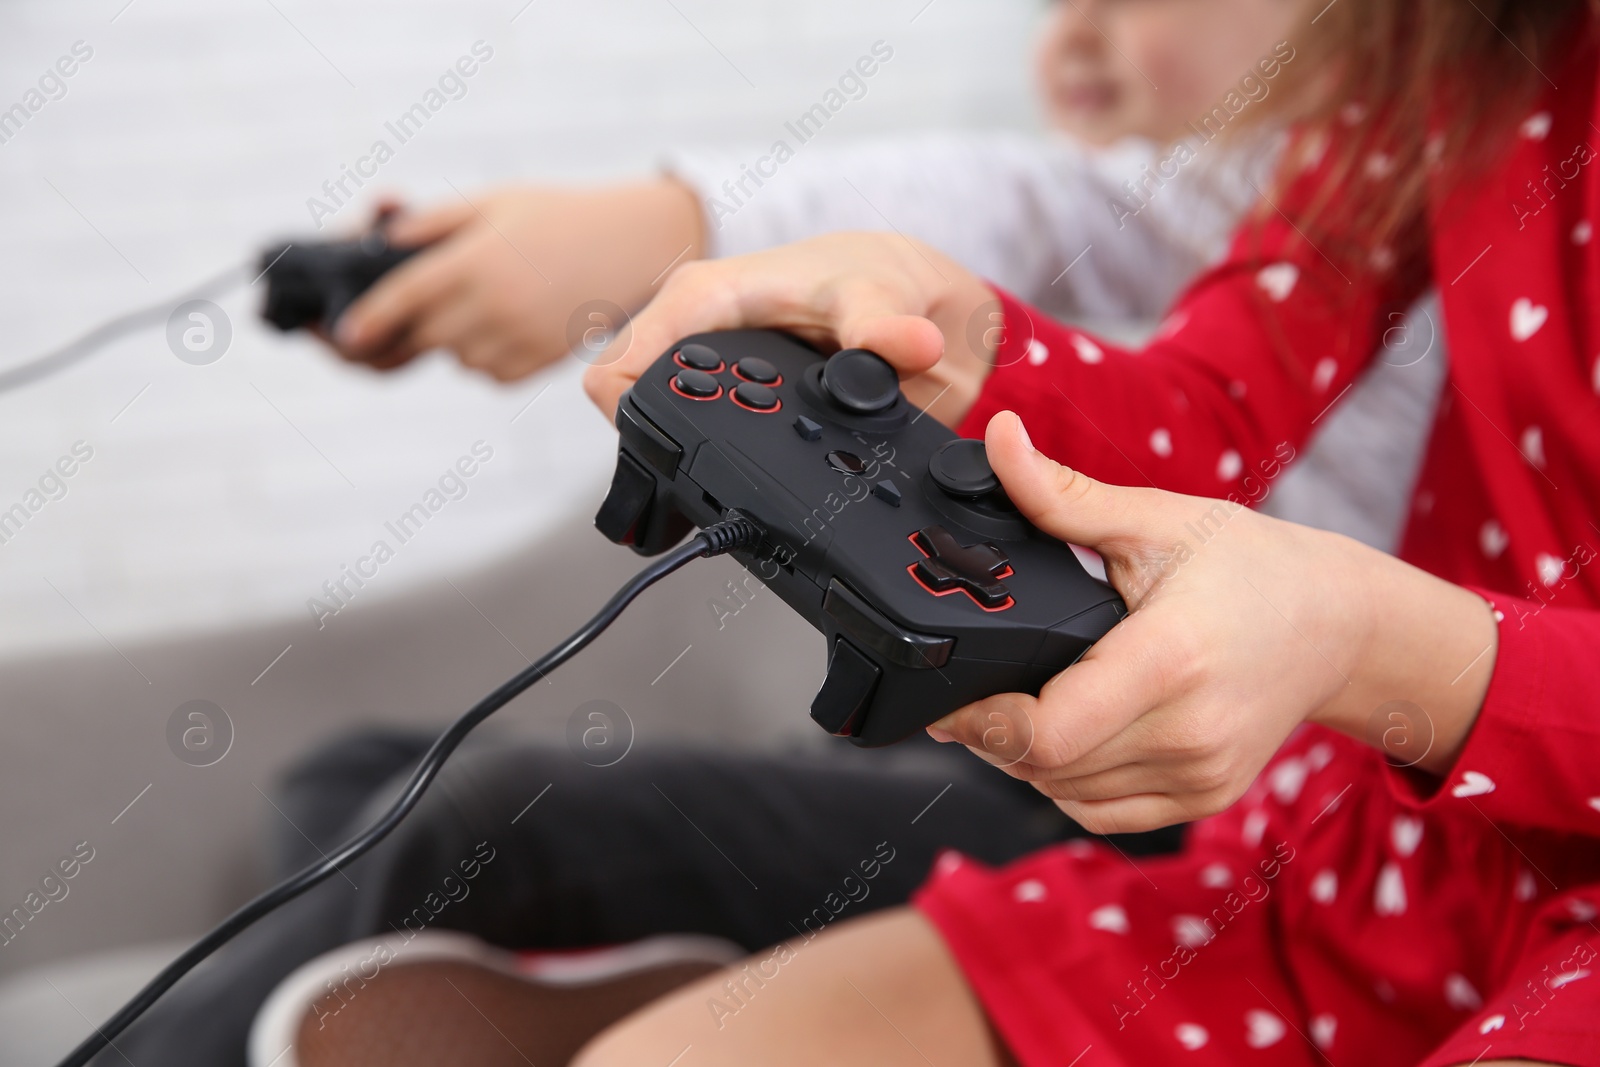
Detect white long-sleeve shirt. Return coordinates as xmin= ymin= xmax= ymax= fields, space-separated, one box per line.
xmin=666 ymin=131 xmax=1447 ymax=552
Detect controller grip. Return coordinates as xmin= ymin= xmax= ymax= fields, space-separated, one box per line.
xmin=258 ymin=235 xmax=418 ymax=333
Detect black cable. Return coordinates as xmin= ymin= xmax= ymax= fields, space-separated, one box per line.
xmin=0 ymin=262 xmax=249 ymax=394
xmin=55 ymin=513 xmax=766 ymax=1067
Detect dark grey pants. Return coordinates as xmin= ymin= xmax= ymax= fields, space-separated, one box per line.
xmin=103 ymin=730 xmax=1180 ymax=1066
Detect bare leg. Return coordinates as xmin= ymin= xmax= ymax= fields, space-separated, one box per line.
xmin=573 ymin=907 xmax=1015 ymax=1067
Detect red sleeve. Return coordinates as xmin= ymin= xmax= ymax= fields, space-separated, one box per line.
xmin=958 ymin=159 xmax=1427 ymax=499
xmin=1384 ymin=589 xmax=1600 ymax=836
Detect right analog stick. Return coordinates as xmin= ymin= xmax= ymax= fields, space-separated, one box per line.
xmin=821 ymin=349 xmax=900 ymax=414
xmin=929 ymin=439 xmax=999 ymax=498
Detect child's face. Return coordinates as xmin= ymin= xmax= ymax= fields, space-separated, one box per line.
xmin=1035 ymin=0 xmax=1307 ymax=145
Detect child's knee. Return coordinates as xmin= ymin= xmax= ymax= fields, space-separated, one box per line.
xmin=569 ymin=1019 xmax=668 ymax=1067
xmin=571 ymin=977 xmax=727 ymax=1067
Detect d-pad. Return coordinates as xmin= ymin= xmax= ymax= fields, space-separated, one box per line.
xmin=909 ymin=525 xmax=1014 ymax=610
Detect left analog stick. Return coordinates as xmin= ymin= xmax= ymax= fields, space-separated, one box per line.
xmin=821 ymin=350 xmax=900 ymax=414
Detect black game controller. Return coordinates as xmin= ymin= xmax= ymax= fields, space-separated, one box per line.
xmin=596 ymin=330 xmax=1127 ymax=746
xmin=257 ymin=232 xmax=418 ymax=333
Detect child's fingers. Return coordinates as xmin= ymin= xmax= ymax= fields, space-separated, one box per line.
xmin=584 ymin=263 xmax=950 ymax=416
xmin=583 ymin=261 xmax=746 ymax=415
xmin=358 ymin=340 xmax=426 ymax=372
xmin=336 ymin=244 xmax=471 ymax=355
xmin=385 ymin=199 xmax=478 ymax=247
xmin=1033 ymin=763 xmax=1172 ymax=804
xmin=344 ymin=300 xmax=473 ymax=370
xmin=481 ymin=339 xmax=540 ymax=382
xmin=926 ymin=692 xmax=1039 ymax=766
xmin=930 ymin=620 xmax=1163 ymax=776
xmin=1051 ymin=793 xmax=1194 ymax=836
xmin=833 ymin=308 xmax=945 ymax=380
xmin=349 ymin=320 xmax=429 ymax=370
xmin=408 ymin=301 xmax=497 ymax=363
xmin=984 ymin=411 xmax=1169 ymax=553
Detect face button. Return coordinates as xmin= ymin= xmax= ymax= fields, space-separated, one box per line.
xmin=909 ymin=524 xmax=1014 ymax=610
xmin=733 ymin=357 xmax=780 ymax=384
xmin=674 ymin=343 xmax=723 ymax=372
xmin=731 ymin=381 xmax=780 ymax=411
xmin=872 ymin=480 xmax=902 ymax=507
xmin=672 ymin=368 xmax=721 ymax=399
xmin=793 ymin=415 xmax=824 ymax=441
xmin=929 ymin=439 xmax=999 ymax=498
xmin=820 ymin=349 xmax=900 ymax=414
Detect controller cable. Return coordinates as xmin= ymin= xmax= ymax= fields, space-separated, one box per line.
xmin=55 ymin=513 xmax=766 ymax=1067
xmin=0 ymin=261 xmax=250 ymax=394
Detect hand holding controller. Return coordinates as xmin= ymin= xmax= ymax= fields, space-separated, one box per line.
xmin=596 ymin=330 xmax=1126 ymax=746
xmin=257 ymin=231 xmax=417 ymax=333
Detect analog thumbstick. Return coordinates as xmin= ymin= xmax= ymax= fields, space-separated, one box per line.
xmin=820 ymin=349 xmax=900 ymax=415
xmin=928 ymin=439 xmax=999 ymax=498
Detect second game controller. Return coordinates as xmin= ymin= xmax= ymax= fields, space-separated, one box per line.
xmin=596 ymin=331 xmax=1127 ymax=746
xmin=257 ymin=232 xmax=418 ymax=333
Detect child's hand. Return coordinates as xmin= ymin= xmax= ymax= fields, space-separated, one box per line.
xmin=328 ymin=182 xmax=704 ymax=380
xmin=582 ymin=232 xmax=999 ymax=428
xmin=927 ymin=412 xmax=1497 ymax=834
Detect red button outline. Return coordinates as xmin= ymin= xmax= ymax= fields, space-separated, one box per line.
xmin=731 ymin=360 xmax=783 ymax=387
xmin=729 ymin=386 xmax=782 ymax=413
xmin=670 ymin=375 xmax=723 ymax=402
xmin=673 ymin=348 xmax=726 ymax=375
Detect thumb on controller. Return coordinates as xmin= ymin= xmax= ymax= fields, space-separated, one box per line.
xmin=984 ymin=410 xmax=1157 ymax=557
xmin=924 ymin=414 xmax=1196 ymax=755
xmin=384 ymin=198 xmax=475 ymax=247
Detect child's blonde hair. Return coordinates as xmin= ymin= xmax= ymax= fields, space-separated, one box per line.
xmin=1259 ymin=0 xmax=1594 ymax=259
